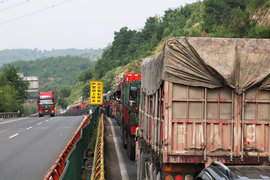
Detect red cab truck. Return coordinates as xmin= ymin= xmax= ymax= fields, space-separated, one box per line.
xmin=121 ymin=72 xmax=141 ymax=160
xmin=37 ymin=91 xmax=56 ymax=117
xmin=136 ymin=37 xmax=270 ymax=180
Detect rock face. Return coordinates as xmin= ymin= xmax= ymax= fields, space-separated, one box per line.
xmin=260 ymin=10 xmax=270 ymax=26
xmin=253 ymin=9 xmax=270 ymax=26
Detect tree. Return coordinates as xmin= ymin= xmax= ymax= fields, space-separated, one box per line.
xmin=0 ymin=64 xmax=28 ymax=100
xmin=0 ymin=65 xmax=28 ymax=112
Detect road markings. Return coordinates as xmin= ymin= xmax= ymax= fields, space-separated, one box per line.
xmin=107 ymin=117 xmax=129 ymax=180
xmin=26 ymin=127 xmax=32 ymax=130
xmin=9 ymin=133 xmax=19 ymax=139
xmin=37 ymin=122 xmax=42 ymax=125
xmin=45 ymin=120 xmax=49 ymax=122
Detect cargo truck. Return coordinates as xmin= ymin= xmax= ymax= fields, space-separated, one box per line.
xmin=37 ymin=91 xmax=55 ymax=117
xmin=120 ymin=72 xmax=141 ymax=160
xmin=136 ymin=37 xmax=270 ymax=180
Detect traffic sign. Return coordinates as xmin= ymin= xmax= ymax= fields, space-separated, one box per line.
xmin=90 ymin=81 xmax=103 ymax=105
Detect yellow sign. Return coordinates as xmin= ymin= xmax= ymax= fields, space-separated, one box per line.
xmin=90 ymin=81 xmax=103 ymax=105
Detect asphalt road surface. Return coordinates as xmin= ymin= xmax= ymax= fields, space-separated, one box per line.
xmin=0 ymin=116 xmax=84 ymax=180
xmin=104 ymin=116 xmax=137 ymax=180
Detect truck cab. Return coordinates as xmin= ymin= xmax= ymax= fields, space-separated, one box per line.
xmin=37 ymin=91 xmax=56 ymax=117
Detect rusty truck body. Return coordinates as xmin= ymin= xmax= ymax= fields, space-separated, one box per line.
xmin=136 ymin=37 xmax=270 ymax=180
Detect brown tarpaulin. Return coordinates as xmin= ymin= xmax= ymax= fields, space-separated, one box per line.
xmin=142 ymin=37 xmax=270 ymax=95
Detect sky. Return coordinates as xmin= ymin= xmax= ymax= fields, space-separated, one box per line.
xmin=0 ymin=0 xmax=197 ymax=50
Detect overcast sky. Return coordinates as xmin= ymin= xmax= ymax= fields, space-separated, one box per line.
xmin=0 ymin=0 xmax=197 ymax=50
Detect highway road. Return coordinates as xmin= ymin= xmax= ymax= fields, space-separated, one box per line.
xmin=0 ymin=116 xmax=84 ymax=180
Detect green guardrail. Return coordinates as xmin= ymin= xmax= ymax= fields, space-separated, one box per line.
xmin=60 ymin=105 xmax=100 ymax=180
xmin=91 ymin=114 xmax=105 ymax=180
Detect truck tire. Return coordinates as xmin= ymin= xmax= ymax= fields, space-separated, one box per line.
xmin=39 ymin=114 xmax=43 ymax=117
xmin=127 ymin=135 xmax=135 ymax=160
xmin=50 ymin=114 xmax=55 ymax=117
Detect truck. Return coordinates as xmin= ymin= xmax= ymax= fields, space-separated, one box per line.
xmin=37 ymin=91 xmax=56 ymax=117
xmin=136 ymin=37 xmax=270 ymax=180
xmin=120 ymin=72 xmax=141 ymax=160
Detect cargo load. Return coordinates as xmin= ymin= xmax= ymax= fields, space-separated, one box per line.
xmin=137 ymin=37 xmax=270 ymax=180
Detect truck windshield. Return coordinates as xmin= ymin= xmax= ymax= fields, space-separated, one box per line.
xmin=39 ymin=99 xmax=54 ymax=105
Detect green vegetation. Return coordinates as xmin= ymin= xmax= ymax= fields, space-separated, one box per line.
xmin=5 ymin=56 xmax=95 ymax=93
xmin=82 ymin=0 xmax=270 ymax=92
xmin=0 ymin=48 xmax=103 ymax=67
xmin=0 ymin=65 xmax=29 ymax=112
xmin=23 ymin=103 xmax=38 ymax=116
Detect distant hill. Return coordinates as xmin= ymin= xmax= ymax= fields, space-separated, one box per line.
xmin=0 ymin=48 xmax=103 ymax=66
xmin=3 ymin=56 xmax=95 ymax=93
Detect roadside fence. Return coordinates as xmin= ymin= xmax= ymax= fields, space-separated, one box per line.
xmin=0 ymin=112 xmax=20 ymax=119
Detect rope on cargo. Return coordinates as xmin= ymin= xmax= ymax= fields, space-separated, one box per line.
xmin=91 ymin=114 xmax=105 ymax=180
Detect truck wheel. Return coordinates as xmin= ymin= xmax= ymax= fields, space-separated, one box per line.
xmin=122 ymin=129 xmax=127 ymax=149
xmin=50 ymin=114 xmax=55 ymax=117
xmin=39 ymin=114 xmax=43 ymax=117
xmin=127 ymin=135 xmax=135 ymax=160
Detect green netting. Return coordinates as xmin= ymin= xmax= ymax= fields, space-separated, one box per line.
xmin=60 ymin=105 xmax=100 ymax=180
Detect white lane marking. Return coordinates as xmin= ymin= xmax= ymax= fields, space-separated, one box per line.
xmin=107 ymin=117 xmax=129 ymax=180
xmin=45 ymin=120 xmax=49 ymax=122
xmin=37 ymin=122 xmax=42 ymax=125
xmin=0 ymin=118 xmax=27 ymax=125
xmin=26 ymin=127 xmax=32 ymax=130
xmin=9 ymin=133 xmax=19 ymax=139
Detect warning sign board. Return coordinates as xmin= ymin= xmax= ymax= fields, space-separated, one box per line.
xmin=90 ymin=81 xmax=103 ymax=105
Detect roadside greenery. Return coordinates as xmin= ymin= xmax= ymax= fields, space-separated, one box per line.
xmin=0 ymin=65 xmax=29 ymax=112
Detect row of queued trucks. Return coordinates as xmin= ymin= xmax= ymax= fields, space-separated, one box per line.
xmin=63 ymin=100 xmax=91 ymax=114
xmin=103 ymin=37 xmax=270 ymax=180
xmin=103 ymin=72 xmax=142 ymax=160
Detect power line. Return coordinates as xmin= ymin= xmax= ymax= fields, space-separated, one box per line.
xmin=0 ymin=0 xmax=72 ymax=25
xmin=0 ymin=0 xmax=30 ymax=13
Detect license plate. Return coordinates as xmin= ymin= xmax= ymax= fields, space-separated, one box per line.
xmin=45 ymin=110 xmax=48 ymax=112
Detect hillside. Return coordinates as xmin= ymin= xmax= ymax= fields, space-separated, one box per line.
xmin=4 ymin=56 xmax=94 ymax=94
xmin=90 ymin=0 xmax=270 ymax=92
xmin=0 ymin=48 xmax=103 ymax=66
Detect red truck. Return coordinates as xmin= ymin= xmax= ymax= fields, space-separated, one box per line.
xmin=37 ymin=91 xmax=56 ymax=117
xmin=120 ymin=72 xmax=141 ymax=160
xmin=136 ymin=37 xmax=270 ymax=180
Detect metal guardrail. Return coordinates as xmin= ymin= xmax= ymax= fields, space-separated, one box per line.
xmin=91 ymin=114 xmax=105 ymax=180
xmin=0 ymin=112 xmax=20 ymax=119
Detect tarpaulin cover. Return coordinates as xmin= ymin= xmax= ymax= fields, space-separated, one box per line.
xmin=141 ymin=37 xmax=270 ymax=95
